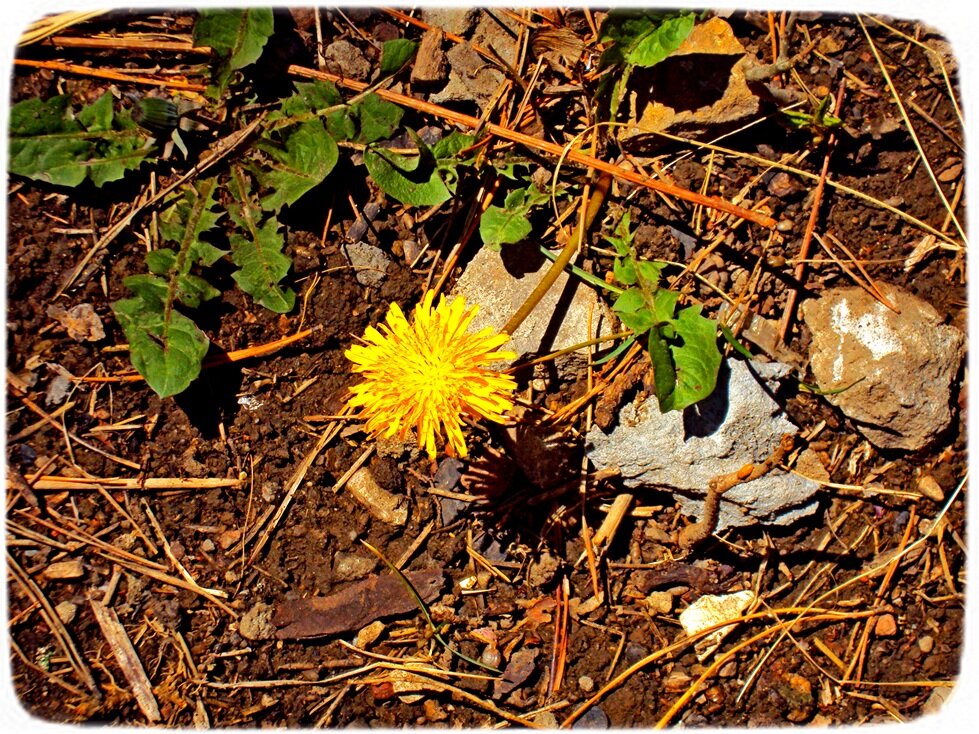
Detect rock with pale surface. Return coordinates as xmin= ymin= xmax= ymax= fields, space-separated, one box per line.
xmin=587 ymin=359 xmax=827 ymax=531
xmin=801 ymin=284 xmax=964 ymax=451
xmin=452 ymin=245 xmax=615 ymax=376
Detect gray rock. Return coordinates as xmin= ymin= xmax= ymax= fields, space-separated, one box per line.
xmin=342 ymin=241 xmax=391 ymax=287
xmin=587 ymin=359 xmax=825 ymax=531
xmin=323 ymin=39 xmax=371 ymax=81
xmin=452 ymin=245 xmax=615 ymax=377
xmin=801 ymin=284 xmax=965 ymax=450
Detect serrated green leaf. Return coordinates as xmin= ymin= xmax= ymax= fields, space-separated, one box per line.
xmin=658 ymin=305 xmax=721 ymax=412
xmin=364 ymin=144 xmax=451 ymax=207
xmin=650 ymin=288 xmax=679 ymax=325
xmin=432 ymin=131 xmax=476 ymax=164
xmin=380 ymin=38 xmax=418 ymax=75
xmin=351 ymin=94 xmax=404 ymax=144
xmin=256 ymin=119 xmax=339 ymax=212
xmin=121 ymin=274 xmax=168 ymax=308
xmin=226 ymin=168 xmax=296 ymax=313
xmin=175 ymin=272 xmax=221 ymax=308
xmin=636 ymin=260 xmax=665 ymax=288
xmin=112 ymin=297 xmax=210 ymax=398
xmin=146 ymin=249 xmax=178 ymax=275
xmin=9 ymin=93 xmax=152 ymax=187
xmin=599 ymin=11 xmax=694 ymax=68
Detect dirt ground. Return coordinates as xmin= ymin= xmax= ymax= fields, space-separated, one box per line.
xmin=5 ymin=8 xmax=967 ymax=728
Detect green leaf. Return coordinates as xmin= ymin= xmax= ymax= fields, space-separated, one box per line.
xmin=659 ymin=305 xmax=722 ymax=412
xmin=350 ymin=93 xmax=404 ymax=144
xmin=613 ymin=257 xmax=637 ymax=285
xmin=364 ymin=144 xmax=451 ymax=207
xmin=432 ymin=132 xmax=477 ymax=160
xmin=599 ymin=11 xmax=695 ymax=68
xmin=478 ymin=187 xmax=546 ymax=249
xmin=647 ymin=327 xmax=678 ymax=408
xmin=8 ymin=93 xmax=152 ymax=187
xmin=112 ymin=297 xmax=210 ymax=398
xmin=380 ymin=38 xmax=418 ymax=75
xmin=226 ymin=168 xmax=297 ymax=313
xmin=612 ymin=286 xmax=646 ymax=315
xmin=193 ymin=8 xmax=274 ymax=94
xmin=479 ymin=205 xmax=533 ymax=249
xmin=193 ymin=8 xmax=273 ymax=69
xmin=255 ymin=119 xmax=339 ymax=212
xmin=111 ymin=179 xmax=222 ymax=397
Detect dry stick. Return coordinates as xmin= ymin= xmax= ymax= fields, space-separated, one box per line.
xmin=57 ymin=112 xmax=267 ymax=297
xmin=560 ymin=605 xmax=874 ymax=728
xmin=14 ymin=58 xmax=207 ymax=92
xmin=49 ymin=35 xmax=211 ymax=54
xmin=858 ymin=14 xmax=966 ymax=244
xmin=777 ymin=80 xmax=846 ymax=343
xmin=21 ymin=475 xmax=243 ymax=491
xmin=678 ymin=434 xmax=795 ymax=549
xmin=7 ymin=551 xmax=101 ymax=699
xmin=89 ymin=598 xmax=162 ymax=723
xmin=287 ymin=65 xmax=776 ymax=229
xmin=844 ymin=507 xmax=917 ymax=684
xmin=7 ymin=379 xmax=140 ymax=470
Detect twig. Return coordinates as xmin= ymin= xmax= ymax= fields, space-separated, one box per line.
xmin=17 ymin=475 xmax=243 ymax=491
xmin=679 ymin=434 xmax=795 ymax=549
xmin=14 ymin=58 xmax=207 ymax=92
xmin=7 ymin=551 xmax=101 ymax=698
xmin=89 ymin=598 xmax=162 ymax=723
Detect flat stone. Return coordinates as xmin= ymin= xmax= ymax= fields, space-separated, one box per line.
xmin=801 ymin=284 xmax=965 ymax=450
xmin=452 ymin=245 xmax=615 ymax=376
xmin=587 ymin=359 xmax=826 ymax=531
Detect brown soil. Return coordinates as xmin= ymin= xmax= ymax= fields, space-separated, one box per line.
xmin=6 ymin=8 xmax=967 ymax=728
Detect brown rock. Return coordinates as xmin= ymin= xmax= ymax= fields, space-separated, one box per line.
xmin=619 ymin=17 xmax=759 ymax=140
xmin=801 ymin=284 xmax=965 ymax=450
xmin=410 ymin=28 xmax=447 ymax=85
xmin=874 ymin=613 xmax=898 ymax=637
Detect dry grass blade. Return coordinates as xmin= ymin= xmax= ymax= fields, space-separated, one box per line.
xmin=18 ymin=10 xmax=105 ymax=45
xmin=14 ymin=58 xmax=207 ymax=92
xmin=89 ymin=599 xmax=162 ymax=723
xmin=857 ymin=15 xmax=966 ymax=244
xmin=18 ymin=475 xmax=243 ymax=492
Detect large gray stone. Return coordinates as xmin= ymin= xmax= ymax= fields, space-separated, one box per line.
xmin=801 ymin=284 xmax=964 ymax=450
xmin=587 ymin=359 xmax=826 ymax=531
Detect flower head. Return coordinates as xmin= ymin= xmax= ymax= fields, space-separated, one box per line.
xmin=345 ymin=290 xmax=517 ymax=460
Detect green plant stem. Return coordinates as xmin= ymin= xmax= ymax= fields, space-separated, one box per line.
xmin=502 ymin=172 xmax=612 ymax=335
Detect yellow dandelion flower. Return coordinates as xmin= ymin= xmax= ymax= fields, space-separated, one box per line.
xmin=345 ymin=290 xmax=517 ymax=460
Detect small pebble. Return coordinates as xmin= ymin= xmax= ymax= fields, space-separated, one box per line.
xmin=917 ymin=474 xmax=945 ymax=502
xmin=875 ymin=613 xmax=898 ymax=637
xmin=917 ymin=635 xmax=935 ymax=654
xmin=578 ymin=675 xmax=595 ymax=693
